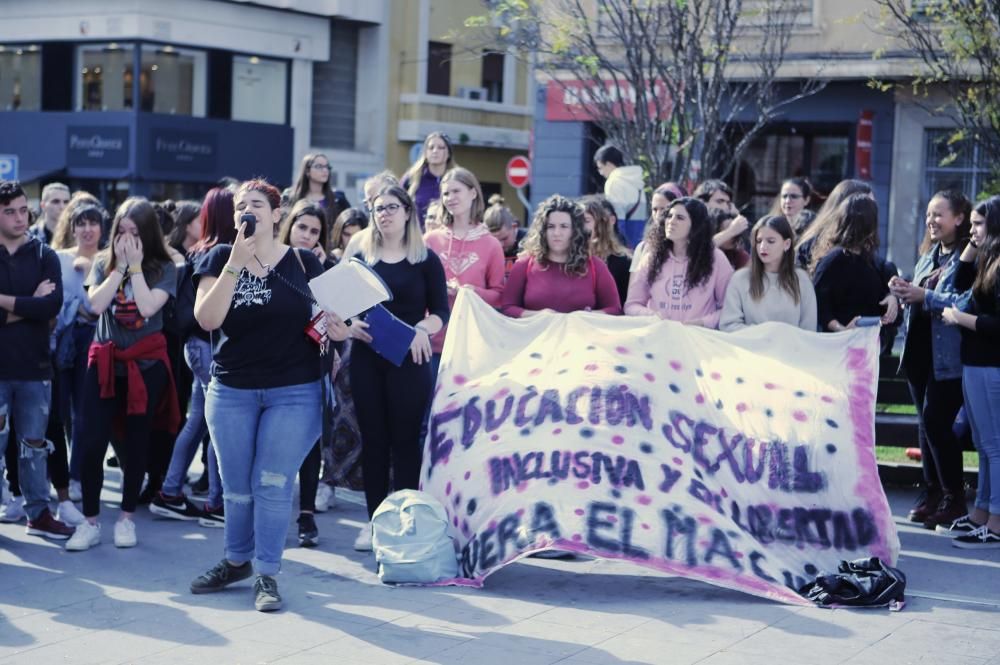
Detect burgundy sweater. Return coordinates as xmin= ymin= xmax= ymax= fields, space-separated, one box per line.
xmin=500 ymin=256 xmax=622 ymax=317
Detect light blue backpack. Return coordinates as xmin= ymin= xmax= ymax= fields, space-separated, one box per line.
xmin=372 ymin=490 xmax=459 ymax=584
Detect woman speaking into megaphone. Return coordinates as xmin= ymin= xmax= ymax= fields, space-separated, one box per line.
xmin=188 ymin=178 xmax=349 ymax=613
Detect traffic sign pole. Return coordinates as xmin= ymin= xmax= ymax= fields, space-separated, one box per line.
xmin=506 ymin=155 xmax=533 ymax=219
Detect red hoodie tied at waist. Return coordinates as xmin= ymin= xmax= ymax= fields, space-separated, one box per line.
xmin=87 ymin=333 xmax=181 ymax=434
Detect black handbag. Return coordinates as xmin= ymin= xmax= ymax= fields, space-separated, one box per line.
xmin=799 ymin=557 xmax=906 ymax=608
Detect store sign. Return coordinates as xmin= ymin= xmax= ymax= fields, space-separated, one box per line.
xmin=545 ymin=80 xmax=674 ymax=122
xmin=67 ymin=126 xmax=130 ymax=169
xmin=149 ymin=129 xmax=217 ymax=173
xmin=856 ymin=110 xmax=874 ymax=180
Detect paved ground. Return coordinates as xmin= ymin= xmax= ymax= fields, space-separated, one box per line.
xmin=1 ymin=474 xmax=998 ymax=665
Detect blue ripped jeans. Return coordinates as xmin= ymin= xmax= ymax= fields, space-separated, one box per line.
xmin=0 ymin=380 xmax=53 ymax=521
xmin=963 ymin=366 xmax=1000 ymax=515
xmin=205 ymin=379 xmax=321 ymax=575
xmin=161 ymin=338 xmax=222 ymax=507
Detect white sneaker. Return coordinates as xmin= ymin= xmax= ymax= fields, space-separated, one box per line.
xmin=353 ymin=523 xmax=372 ymax=551
xmin=66 ymin=521 xmax=101 ymax=551
xmin=114 ymin=518 xmax=137 ymax=548
xmin=0 ymin=495 xmax=25 ymax=523
xmin=57 ymin=500 xmax=86 ymax=526
xmin=68 ymin=480 xmax=83 ymax=502
xmin=314 ymin=484 xmax=335 ymax=513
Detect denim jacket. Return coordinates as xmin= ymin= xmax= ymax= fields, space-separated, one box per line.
xmin=899 ymin=243 xmax=969 ymax=381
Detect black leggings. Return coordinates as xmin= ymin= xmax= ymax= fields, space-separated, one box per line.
xmin=351 ymin=344 xmax=433 ymax=518
xmin=299 ymin=441 xmax=321 ymax=512
xmin=907 ymin=364 xmax=965 ymax=496
xmin=77 ymin=361 xmax=168 ymax=517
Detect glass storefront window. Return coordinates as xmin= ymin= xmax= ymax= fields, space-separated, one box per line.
xmin=77 ymin=43 xmax=206 ymax=116
xmin=141 ymin=46 xmax=206 ymax=115
xmin=80 ymin=43 xmax=135 ymax=111
xmin=0 ymin=44 xmax=42 ymax=111
xmin=232 ymin=55 xmax=287 ymax=125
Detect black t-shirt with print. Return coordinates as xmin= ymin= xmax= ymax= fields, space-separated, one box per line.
xmin=194 ymin=245 xmax=324 ymax=389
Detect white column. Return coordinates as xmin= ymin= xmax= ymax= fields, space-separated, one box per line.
xmin=290 ymin=57 xmax=313 ymax=182
xmin=502 ymin=45 xmax=516 ymax=105
xmin=416 ymin=0 xmax=430 ymax=96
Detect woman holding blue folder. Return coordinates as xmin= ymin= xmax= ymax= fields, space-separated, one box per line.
xmin=349 ymin=185 xmax=449 ymax=551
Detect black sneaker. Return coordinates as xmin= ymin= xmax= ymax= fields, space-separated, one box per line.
xmin=254 ymin=575 xmax=282 ymax=612
xmin=935 ymin=514 xmax=981 ymax=537
xmin=150 ymin=492 xmax=203 ymax=521
xmin=952 ymin=525 xmax=1000 ymax=549
xmin=297 ymin=513 xmax=318 ymax=548
xmin=198 ymin=504 xmax=225 ymax=528
xmin=190 ymin=559 xmax=253 ymax=594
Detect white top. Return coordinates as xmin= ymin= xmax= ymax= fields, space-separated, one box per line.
xmin=719 ymin=268 xmax=818 ymax=332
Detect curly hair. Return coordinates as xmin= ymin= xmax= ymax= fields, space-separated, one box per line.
xmin=521 ymin=195 xmax=590 ymax=276
xmin=808 ymin=194 xmax=879 ymax=274
xmin=580 ymin=195 xmax=630 ymax=260
xmin=644 ymin=197 xmax=716 ymax=289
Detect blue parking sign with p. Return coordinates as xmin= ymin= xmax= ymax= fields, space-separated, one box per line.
xmin=0 ymin=155 xmax=18 ymax=181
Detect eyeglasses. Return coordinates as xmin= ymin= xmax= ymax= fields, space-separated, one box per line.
xmin=374 ymin=203 xmax=403 ymax=215
xmin=311 ymin=164 xmax=331 ymax=171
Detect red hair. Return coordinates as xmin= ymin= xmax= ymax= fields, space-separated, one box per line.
xmin=238 ymin=178 xmax=281 ymax=210
xmin=190 ymin=187 xmax=236 ymax=255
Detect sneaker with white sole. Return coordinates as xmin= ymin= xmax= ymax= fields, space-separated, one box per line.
xmin=254 ymin=575 xmax=282 ymax=612
xmin=25 ymin=509 xmax=75 ymax=540
xmin=149 ymin=492 xmax=203 ymax=521
xmin=66 ymin=520 xmax=101 ymax=551
xmin=314 ymin=484 xmax=334 ymax=513
xmin=114 ymin=518 xmax=137 ymax=548
xmin=68 ymin=480 xmax=83 ymax=502
xmin=56 ymin=500 xmax=86 ymax=526
xmin=936 ymin=514 xmax=980 ymax=537
xmin=952 ymin=525 xmax=1000 ymax=549
xmin=198 ymin=504 xmax=225 ymax=528
xmin=1 ymin=495 xmax=25 ymax=523
xmin=353 ymin=522 xmax=372 ymax=551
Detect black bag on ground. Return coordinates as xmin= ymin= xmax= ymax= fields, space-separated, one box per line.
xmin=799 ymin=557 xmax=906 ymax=608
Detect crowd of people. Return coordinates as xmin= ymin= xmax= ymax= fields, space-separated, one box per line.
xmin=1 ymin=135 xmax=998 ymax=613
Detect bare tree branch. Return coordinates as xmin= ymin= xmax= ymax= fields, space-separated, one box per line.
xmin=466 ymin=0 xmax=828 ymax=188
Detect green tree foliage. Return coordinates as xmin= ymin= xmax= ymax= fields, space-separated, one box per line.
xmin=875 ymin=0 xmax=1000 ymax=189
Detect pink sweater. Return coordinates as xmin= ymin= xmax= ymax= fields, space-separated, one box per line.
xmin=424 ymin=225 xmax=505 ymax=353
xmin=500 ymin=256 xmax=622 ymax=317
xmin=624 ymin=247 xmax=734 ymax=328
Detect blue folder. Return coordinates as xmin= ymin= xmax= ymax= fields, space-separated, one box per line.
xmin=364 ymin=304 xmax=416 ymax=367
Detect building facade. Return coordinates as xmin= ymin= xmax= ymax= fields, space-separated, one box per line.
xmin=385 ymin=0 xmax=534 ymax=220
xmin=0 ymin=0 xmax=388 ymax=209
xmin=528 ymin=1 xmax=986 ymax=273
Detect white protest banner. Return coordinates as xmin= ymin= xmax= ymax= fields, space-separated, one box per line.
xmin=420 ymin=291 xmax=900 ymax=605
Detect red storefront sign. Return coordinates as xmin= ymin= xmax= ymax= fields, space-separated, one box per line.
xmin=545 ymin=79 xmax=673 ymax=122
xmin=856 ymin=110 xmax=874 ymax=180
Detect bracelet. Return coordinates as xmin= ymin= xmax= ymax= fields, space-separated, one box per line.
xmin=128 ymin=264 xmax=143 ymax=275
xmin=222 ymin=266 xmax=241 ymax=279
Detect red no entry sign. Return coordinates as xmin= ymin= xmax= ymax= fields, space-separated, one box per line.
xmin=506 ymin=156 xmax=531 ymax=189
